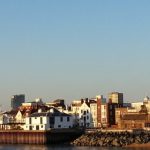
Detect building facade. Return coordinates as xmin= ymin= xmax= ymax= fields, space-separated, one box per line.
xmin=24 ymin=108 xmax=73 ymax=130
xmin=108 ymin=92 xmax=123 ymax=127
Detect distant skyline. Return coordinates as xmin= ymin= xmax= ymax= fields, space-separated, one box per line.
xmin=0 ymin=1 xmax=150 ymax=109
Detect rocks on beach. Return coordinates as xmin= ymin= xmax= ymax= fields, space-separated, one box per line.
xmin=70 ymin=130 xmax=150 ymax=147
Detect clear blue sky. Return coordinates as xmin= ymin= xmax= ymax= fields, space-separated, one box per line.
xmin=0 ymin=0 xmax=150 ymax=109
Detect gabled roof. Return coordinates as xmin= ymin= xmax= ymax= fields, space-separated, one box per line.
xmin=4 ymin=109 xmax=18 ymax=116
xmin=29 ymin=108 xmax=70 ymax=117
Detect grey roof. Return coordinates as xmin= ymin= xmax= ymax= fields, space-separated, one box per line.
xmin=29 ymin=108 xmax=70 ymax=117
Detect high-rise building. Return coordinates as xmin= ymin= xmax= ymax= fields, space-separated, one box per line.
xmin=108 ymin=92 xmax=123 ymax=104
xmin=107 ymin=92 xmax=123 ymax=127
xmin=11 ymin=94 xmax=25 ymax=109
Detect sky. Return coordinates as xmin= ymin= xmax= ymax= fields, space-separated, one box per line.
xmin=0 ymin=0 xmax=150 ymax=109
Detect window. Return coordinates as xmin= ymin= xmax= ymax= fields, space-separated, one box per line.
xmin=35 ymin=117 xmax=37 ymax=119
xmin=40 ymin=117 xmax=43 ymax=124
xmin=60 ymin=117 xmax=63 ymax=122
xmin=29 ymin=118 xmax=32 ymax=124
xmin=58 ymin=125 xmax=61 ymax=128
xmin=84 ymin=111 xmax=86 ymax=115
xmin=29 ymin=126 xmax=32 ymax=130
xmin=49 ymin=117 xmax=55 ymax=128
xmin=41 ymin=125 xmax=43 ymax=128
xmin=67 ymin=116 xmax=70 ymax=122
xmin=87 ymin=110 xmax=89 ymax=113
xmin=87 ymin=116 xmax=89 ymax=120
xmin=81 ymin=110 xmax=83 ymax=113
xmin=36 ymin=125 xmax=39 ymax=130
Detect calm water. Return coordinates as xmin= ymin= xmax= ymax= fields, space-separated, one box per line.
xmin=0 ymin=145 xmax=149 ymax=150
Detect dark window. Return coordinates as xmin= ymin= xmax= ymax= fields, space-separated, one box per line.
xmin=40 ymin=117 xmax=43 ymax=124
xmin=87 ymin=110 xmax=89 ymax=113
xmin=58 ymin=125 xmax=61 ymax=128
xmin=67 ymin=116 xmax=70 ymax=122
xmin=29 ymin=126 xmax=32 ymax=130
xmin=60 ymin=117 xmax=63 ymax=122
xmin=41 ymin=125 xmax=43 ymax=128
xmin=36 ymin=125 xmax=39 ymax=130
xmin=29 ymin=118 xmax=32 ymax=124
xmin=84 ymin=111 xmax=86 ymax=115
xmin=49 ymin=117 xmax=55 ymax=124
xmin=87 ymin=116 xmax=89 ymax=120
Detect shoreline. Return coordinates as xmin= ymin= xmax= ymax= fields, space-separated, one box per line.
xmin=125 ymin=142 xmax=150 ymax=147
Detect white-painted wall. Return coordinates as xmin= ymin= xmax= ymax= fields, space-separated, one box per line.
xmin=131 ymin=102 xmax=143 ymax=112
xmin=101 ymin=104 xmax=107 ymax=125
xmin=90 ymin=103 xmax=97 ymax=128
xmin=24 ymin=115 xmax=73 ymax=130
xmin=79 ymin=102 xmax=91 ymax=127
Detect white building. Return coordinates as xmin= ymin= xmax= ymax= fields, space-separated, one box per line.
xmin=101 ymin=104 xmax=107 ymax=127
xmin=90 ymin=102 xmax=97 ymax=128
xmin=71 ymin=100 xmax=82 ymax=114
xmin=78 ymin=101 xmax=91 ymax=127
xmin=0 ymin=113 xmax=10 ymax=124
xmin=24 ymin=108 xmax=73 ymax=130
xmin=131 ymin=102 xmax=143 ymax=112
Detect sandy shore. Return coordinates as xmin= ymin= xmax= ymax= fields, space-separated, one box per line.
xmin=126 ymin=142 xmax=150 ymax=148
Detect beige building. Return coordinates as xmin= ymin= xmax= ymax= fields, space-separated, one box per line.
xmin=115 ymin=108 xmax=128 ymax=128
xmin=90 ymin=102 xmax=97 ymax=127
xmin=109 ymin=92 xmax=123 ymax=104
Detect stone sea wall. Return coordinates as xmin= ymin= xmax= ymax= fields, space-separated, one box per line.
xmin=71 ymin=130 xmax=150 ymax=147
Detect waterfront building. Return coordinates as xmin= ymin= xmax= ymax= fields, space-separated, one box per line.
xmin=70 ymin=96 xmax=108 ymax=128
xmin=115 ymin=107 xmax=128 ymax=128
xmin=0 ymin=113 xmax=9 ymax=124
xmin=100 ymin=101 xmax=108 ymax=128
xmin=107 ymin=92 xmax=124 ymax=127
xmin=120 ymin=113 xmax=148 ymax=129
xmin=24 ymin=108 xmax=73 ymax=130
xmin=108 ymin=92 xmax=123 ymax=104
xmin=131 ymin=102 xmax=143 ymax=112
xmin=71 ymin=100 xmax=82 ymax=114
xmin=11 ymin=94 xmax=25 ymax=110
xmin=78 ymin=99 xmax=91 ymax=127
xmin=45 ymin=99 xmax=66 ymax=112
xmin=143 ymin=96 xmax=150 ymax=112
xmin=21 ymin=98 xmax=43 ymax=110
xmin=0 ymin=109 xmax=26 ymax=130
xmin=96 ymin=95 xmax=108 ymax=128
xmin=90 ymin=101 xmax=97 ymax=128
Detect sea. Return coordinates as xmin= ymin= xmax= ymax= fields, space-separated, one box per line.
xmin=0 ymin=145 xmax=149 ymax=150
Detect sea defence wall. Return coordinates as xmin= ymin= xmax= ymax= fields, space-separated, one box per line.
xmin=0 ymin=129 xmax=83 ymax=144
xmin=71 ymin=129 xmax=150 ymax=147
